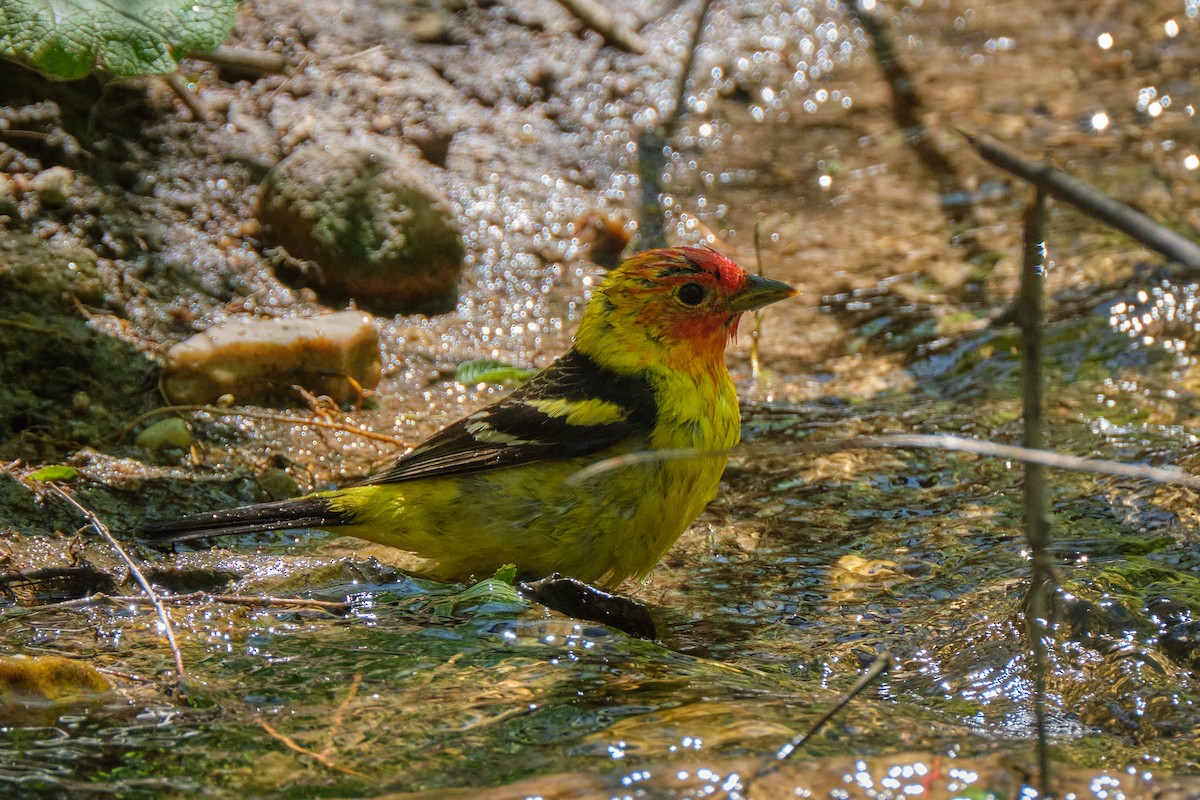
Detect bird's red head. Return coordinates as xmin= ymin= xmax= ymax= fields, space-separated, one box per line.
xmin=575 ymin=246 xmax=797 ymax=372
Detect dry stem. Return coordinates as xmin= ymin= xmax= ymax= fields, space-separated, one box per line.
xmin=751 ymin=651 xmax=891 ymax=787
xmin=46 ymin=484 xmax=188 ymax=697
xmin=963 ymin=130 xmax=1200 ymax=271
xmin=122 ymin=403 xmax=410 ymax=448
xmin=1017 ymin=186 xmax=1052 ymax=794
xmin=551 ymin=0 xmax=646 ymax=53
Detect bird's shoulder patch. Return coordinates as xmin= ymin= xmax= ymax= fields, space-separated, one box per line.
xmin=362 ymin=350 xmax=657 ymax=485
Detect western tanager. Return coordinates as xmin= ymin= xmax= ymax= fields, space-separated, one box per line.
xmin=143 ymin=247 xmax=796 ymax=587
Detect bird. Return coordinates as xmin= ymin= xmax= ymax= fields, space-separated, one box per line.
xmin=142 ymin=247 xmax=797 ymax=588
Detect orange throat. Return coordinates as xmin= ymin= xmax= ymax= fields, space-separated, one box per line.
xmin=661 ymin=312 xmax=742 ymax=373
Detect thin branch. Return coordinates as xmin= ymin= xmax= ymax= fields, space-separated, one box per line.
xmin=165 ymin=73 xmax=210 ymax=123
xmin=849 ymin=0 xmax=985 ymax=259
xmin=46 ymin=484 xmax=188 ymax=696
xmin=127 ymin=591 xmax=349 ymax=614
xmin=751 ymin=651 xmax=891 ymax=784
xmin=858 ymin=433 xmax=1200 ymax=488
xmin=635 ymin=0 xmax=714 ymax=250
xmin=568 ymin=433 xmax=1200 ymax=489
xmin=258 ymin=718 xmax=368 ymax=778
xmin=322 ymin=673 xmax=364 ymax=758
xmin=750 ymin=215 xmax=765 ymax=380
xmin=552 ymin=0 xmax=646 ymax=53
xmin=962 ymin=130 xmax=1200 ymax=271
xmin=663 ymin=0 xmax=715 ymax=140
xmin=1017 ymin=187 xmax=1053 ymax=794
xmin=0 ymin=591 xmax=352 ymax=621
xmin=202 ymin=593 xmax=352 ymax=613
xmin=188 ymin=45 xmax=289 ymax=76
xmin=636 ymin=129 xmax=670 ymax=250
xmin=566 ymin=447 xmax=729 ymax=485
xmin=0 ymin=318 xmax=61 ymax=335
xmin=122 ymin=403 xmax=410 ymax=448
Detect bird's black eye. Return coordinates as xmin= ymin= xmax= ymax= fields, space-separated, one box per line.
xmin=678 ymin=282 xmax=706 ymax=306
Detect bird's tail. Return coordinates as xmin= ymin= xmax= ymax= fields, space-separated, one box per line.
xmin=139 ymin=496 xmax=353 ymax=543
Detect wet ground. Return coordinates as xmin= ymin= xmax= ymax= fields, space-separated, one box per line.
xmin=2 ymin=0 xmax=1200 ymax=796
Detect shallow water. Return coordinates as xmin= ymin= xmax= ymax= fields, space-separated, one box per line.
xmin=3 ymin=0 xmax=1200 ymax=796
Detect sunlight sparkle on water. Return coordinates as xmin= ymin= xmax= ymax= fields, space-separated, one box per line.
xmin=1097 ymin=32 xmax=1114 ymax=49
xmin=1137 ymin=86 xmax=1165 ymax=115
xmin=1091 ymin=112 xmax=1110 ymax=131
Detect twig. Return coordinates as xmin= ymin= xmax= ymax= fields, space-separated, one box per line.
xmin=636 ymin=128 xmax=670 ymax=250
xmin=0 ymin=593 xmax=104 ymax=619
xmin=849 ymin=0 xmax=983 ymax=246
xmin=635 ymin=0 xmax=714 ymax=251
xmin=569 ymin=432 xmax=1200 ymax=489
xmin=0 ymin=591 xmax=352 ymax=621
xmin=258 ymin=718 xmax=368 ymax=778
xmin=122 ymin=403 xmax=410 ymax=448
xmin=325 ymin=45 xmax=384 ymax=69
xmin=122 ymin=591 xmax=349 ymax=614
xmin=204 ymin=593 xmax=351 ymax=613
xmin=962 ymin=130 xmax=1200 ymax=271
xmin=663 ymin=0 xmax=714 ymax=140
xmin=1017 ymin=187 xmax=1053 ymax=794
xmin=0 ymin=318 xmax=61 ymax=335
xmin=45 ymin=485 xmax=188 ymax=697
xmin=857 ymin=433 xmax=1200 ymax=488
xmin=750 ymin=215 xmax=766 ymax=380
xmin=164 ymin=73 xmax=210 ymax=123
xmin=566 ymin=447 xmax=729 ymax=485
xmin=322 ymin=673 xmax=364 ymax=758
xmin=750 ymin=651 xmax=891 ymax=784
xmin=552 ymin=0 xmax=646 ymax=53
xmin=188 ymin=45 xmax=289 ymax=76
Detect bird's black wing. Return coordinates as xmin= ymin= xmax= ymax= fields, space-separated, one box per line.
xmin=361 ymin=350 xmax=658 ymax=486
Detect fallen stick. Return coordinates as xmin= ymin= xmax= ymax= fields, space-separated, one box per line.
xmin=552 ymin=0 xmax=646 ymax=53
xmin=165 ymin=73 xmax=210 ymax=123
xmin=571 ymin=433 xmax=1200 ymax=489
xmin=636 ymin=0 xmax=714 ymax=250
xmin=0 ymin=591 xmax=352 ymax=620
xmin=47 ymin=484 xmax=188 ymax=697
xmin=121 ymin=403 xmax=411 ymax=448
xmin=750 ymin=651 xmax=891 ymax=786
xmin=962 ymin=130 xmax=1200 ymax=271
xmin=189 ymin=45 xmax=289 ymax=76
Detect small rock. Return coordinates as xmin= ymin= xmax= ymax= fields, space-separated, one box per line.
xmin=30 ymin=166 xmax=74 ymax=206
xmin=135 ymin=417 xmax=193 ymax=452
xmin=260 ymin=145 xmax=464 ymax=314
xmin=1160 ymin=620 xmax=1200 ymax=671
xmin=161 ymin=310 xmax=382 ymax=405
xmin=404 ymin=123 xmax=455 ymax=167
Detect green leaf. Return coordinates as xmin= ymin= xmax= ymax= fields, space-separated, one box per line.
xmin=491 ymin=563 xmax=518 ymax=585
xmin=0 ymin=0 xmax=239 ymax=79
xmin=454 ymin=359 xmax=538 ymax=387
xmin=28 ymin=465 xmax=79 ymax=482
xmin=428 ymin=578 xmax=526 ymax=617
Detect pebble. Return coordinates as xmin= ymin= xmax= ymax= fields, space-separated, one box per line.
xmin=30 ymin=166 xmax=73 ymax=206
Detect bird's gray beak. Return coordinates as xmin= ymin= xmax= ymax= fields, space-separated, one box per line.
xmin=727 ymin=274 xmax=798 ymax=313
